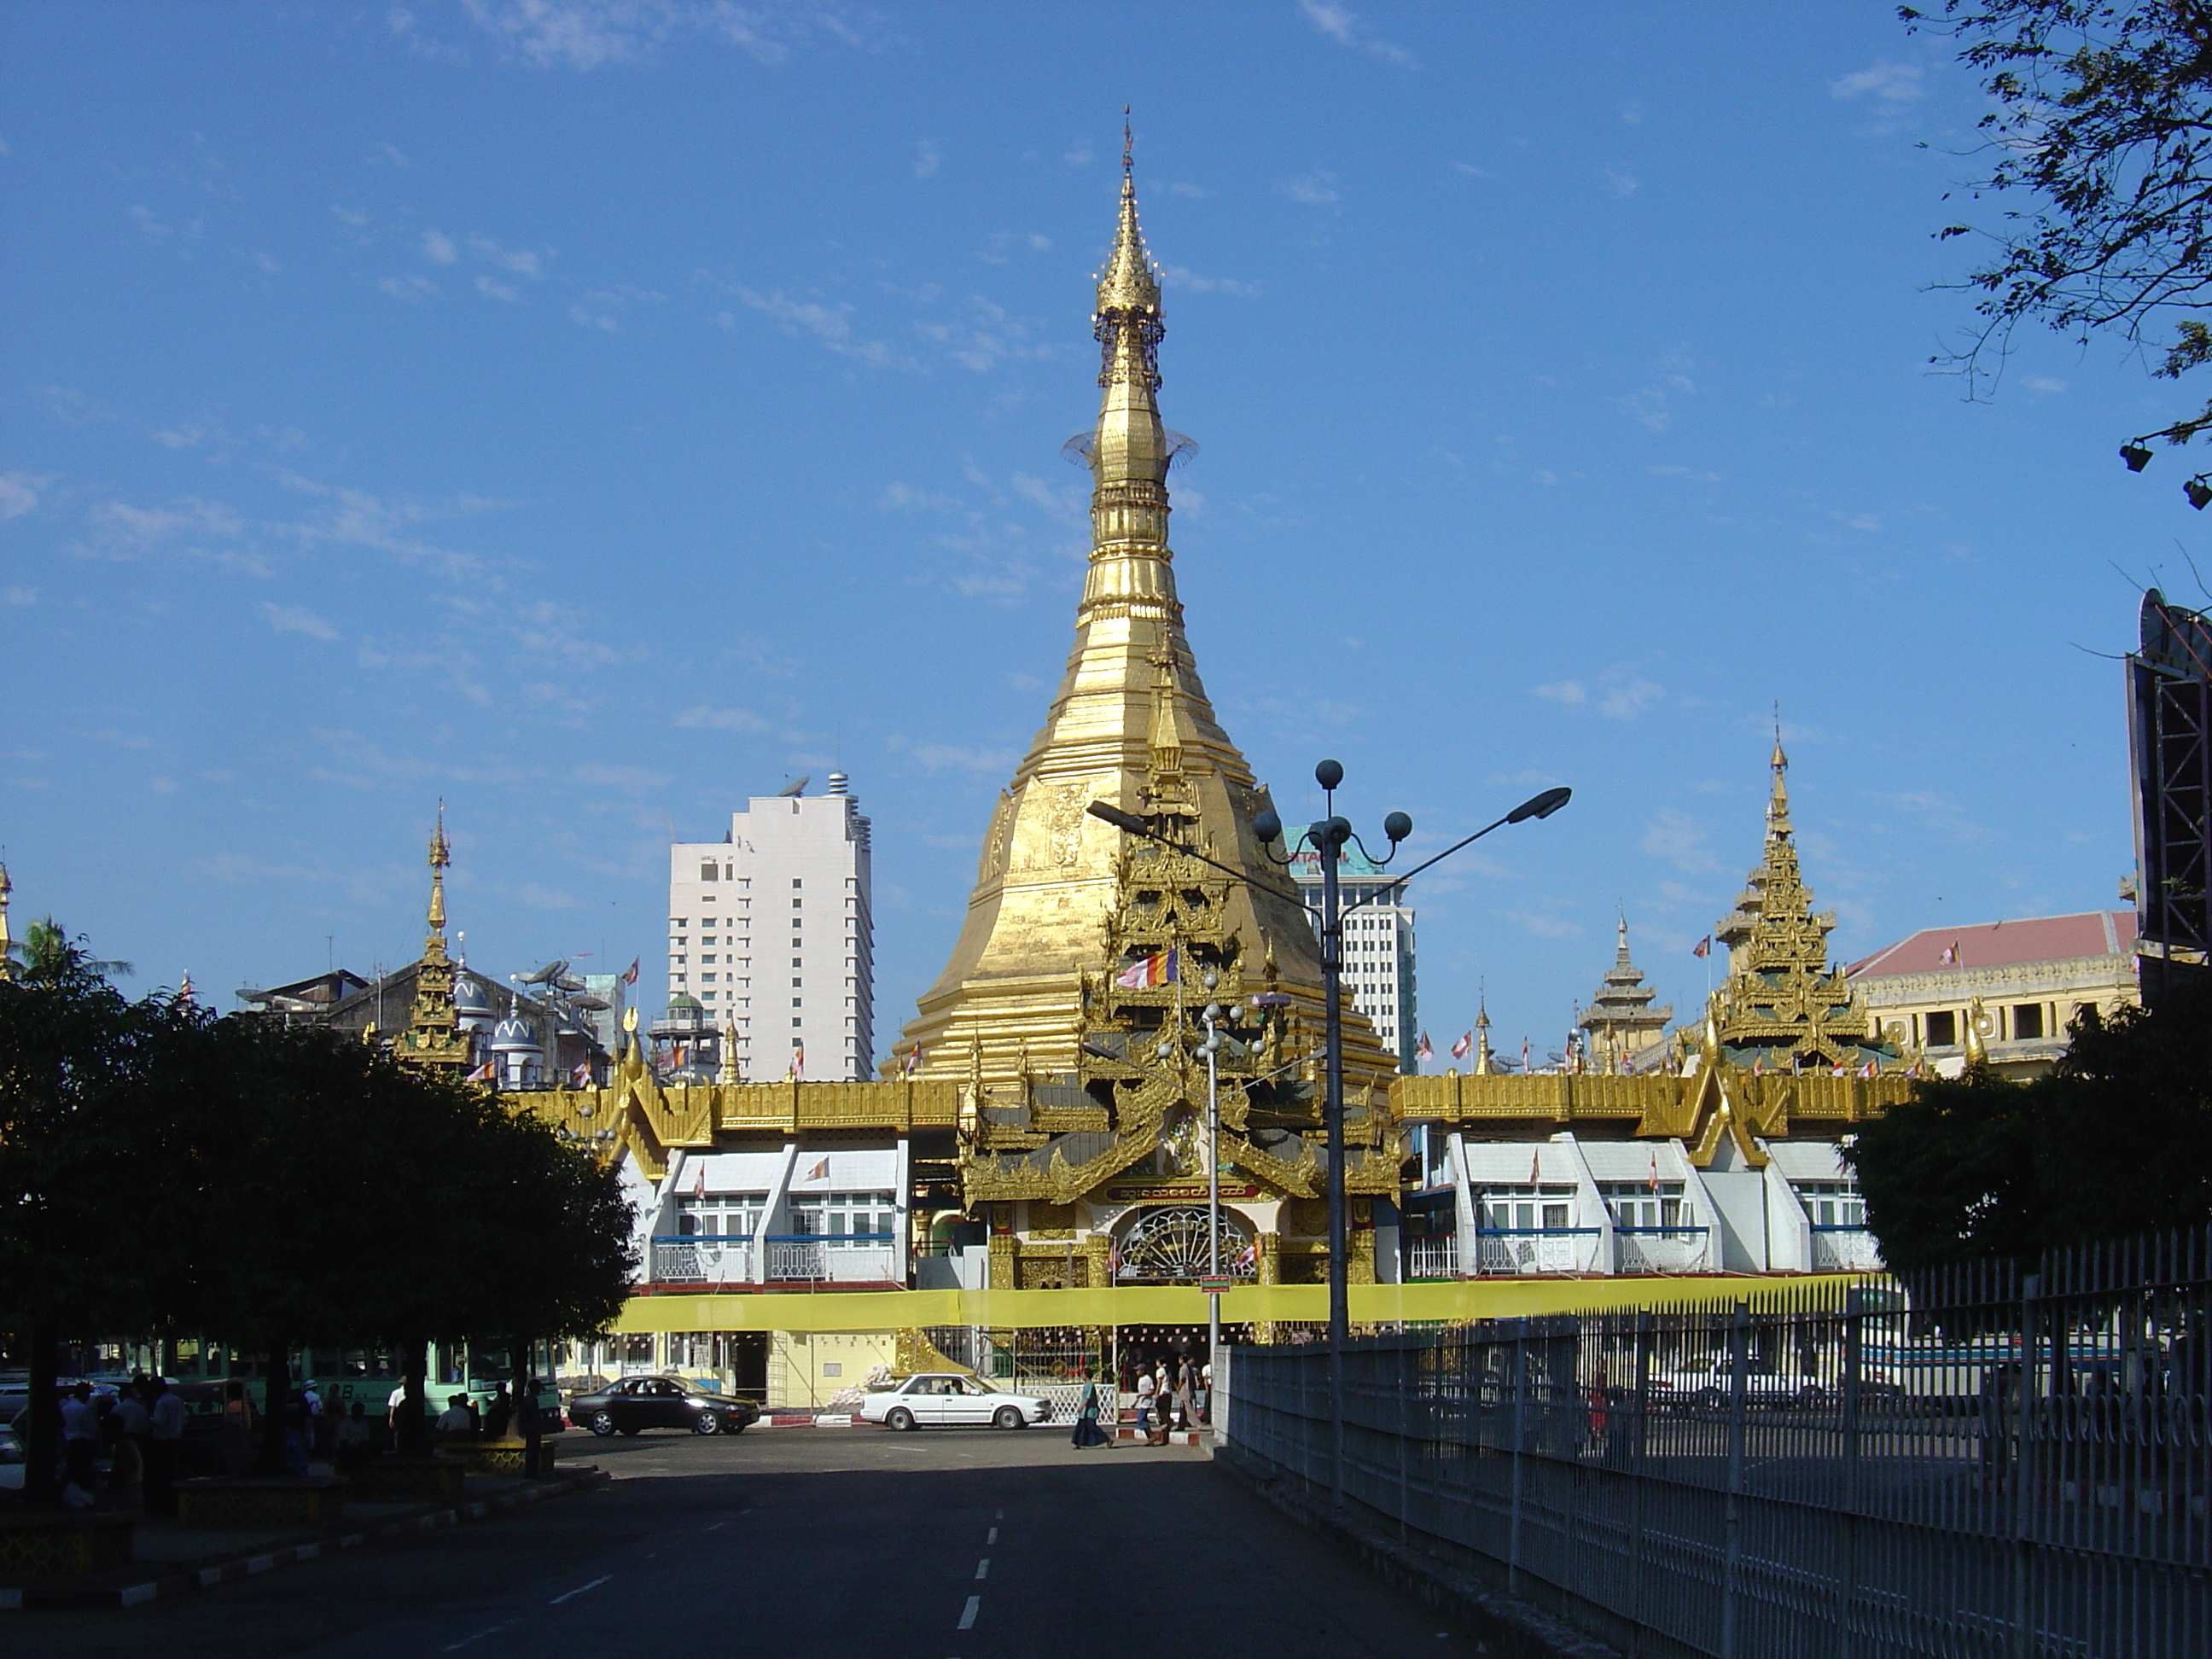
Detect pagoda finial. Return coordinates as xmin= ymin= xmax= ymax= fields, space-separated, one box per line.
xmin=428 ymin=799 xmax=451 ymax=934
xmin=0 ymin=859 xmax=13 ymax=983
xmin=1096 ymin=115 xmax=1161 ymax=344
xmin=1474 ymin=994 xmax=1493 ymax=1075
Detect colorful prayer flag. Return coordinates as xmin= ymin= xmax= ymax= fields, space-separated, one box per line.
xmin=1692 ymin=936 xmax=1712 ymax=959
xmin=621 ymin=957 xmax=640 ymax=986
xmin=1115 ymin=948 xmax=1179 ymax=989
xmin=1415 ymin=1032 xmax=1434 ymax=1061
xmin=1938 ymin=940 xmax=1959 ymax=966
xmin=806 ymin=1155 xmax=830 ymax=1182
xmin=1451 ymin=1030 xmax=1473 ymax=1060
xmin=904 ymin=1043 xmax=922 ymax=1076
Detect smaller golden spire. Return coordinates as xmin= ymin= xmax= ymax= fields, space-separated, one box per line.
xmin=1095 ymin=109 xmax=1161 ymax=323
xmin=179 ymin=970 xmax=195 ymax=1005
xmin=428 ymin=800 xmax=451 ymax=934
xmin=1474 ymin=998 xmax=1493 ymax=1075
xmin=719 ymin=1017 xmax=741 ymax=1086
xmin=0 ymin=859 xmax=13 ymax=982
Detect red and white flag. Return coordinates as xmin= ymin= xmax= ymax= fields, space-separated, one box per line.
xmin=1648 ymin=1151 xmax=1661 ymax=1193
xmin=903 ymin=1043 xmax=923 ymax=1076
xmin=1450 ymin=1031 xmax=1473 ymax=1060
xmin=1938 ymin=940 xmax=1959 ymax=966
xmin=1415 ymin=1032 xmax=1434 ymax=1061
xmin=1115 ymin=948 xmax=1178 ymax=989
xmin=621 ymin=958 xmax=639 ymax=985
xmin=1692 ymin=936 xmax=1712 ymax=959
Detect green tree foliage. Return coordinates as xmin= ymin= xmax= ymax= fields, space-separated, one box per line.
xmin=1 ymin=934 xmax=637 ymax=1499
xmin=1846 ymin=978 xmax=2212 ymax=1270
xmin=1910 ymin=2 xmax=2212 ymax=498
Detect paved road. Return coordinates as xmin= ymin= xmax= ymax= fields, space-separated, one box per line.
xmin=19 ymin=1429 xmax=1479 ymax=1657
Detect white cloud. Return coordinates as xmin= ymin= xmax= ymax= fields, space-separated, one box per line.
xmin=1831 ymin=61 xmax=1926 ymax=105
xmin=729 ymin=286 xmax=901 ymax=365
xmin=467 ymin=235 xmax=545 ymax=277
xmin=1598 ymin=678 xmax=1665 ymax=719
xmin=1604 ymin=167 xmax=1639 ymax=198
xmin=420 ymin=228 xmax=459 ymax=264
xmin=259 ymin=602 xmax=339 ymax=640
xmin=913 ymin=139 xmax=940 ymax=179
xmin=450 ymin=0 xmax=869 ymax=70
xmin=1161 ymin=265 xmax=1258 ymax=297
xmin=1298 ymin=0 xmax=1415 ymax=67
xmin=674 ymin=704 xmax=770 ymax=733
xmin=1166 ymin=181 xmax=1207 ymax=199
xmin=569 ymin=302 xmax=620 ymax=331
xmin=1533 ymin=680 xmax=1587 ymax=707
xmin=0 ymin=471 xmax=49 ymax=520
xmin=128 ymin=205 xmax=172 ymax=242
xmin=477 ymin=274 xmax=523 ymax=303
xmin=1278 ymin=172 xmax=1341 ymax=207
xmin=2 ymin=585 xmax=34 ymax=607
xmin=1642 ymin=809 xmax=1720 ymax=874
xmin=379 ymin=274 xmax=439 ymax=303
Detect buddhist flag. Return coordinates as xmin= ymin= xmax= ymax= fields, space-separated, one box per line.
xmin=1528 ymin=1150 xmax=1542 ymax=1185
xmin=1648 ymin=1151 xmax=1662 ymax=1193
xmin=467 ymin=1060 xmax=494 ymax=1084
xmin=1860 ymin=1059 xmax=1877 ymax=1079
xmin=621 ymin=958 xmax=640 ymax=986
xmin=1451 ymin=1030 xmax=1473 ymax=1060
xmin=1115 ymin=948 xmax=1178 ymax=989
xmin=1692 ymin=936 xmax=1711 ymax=959
xmin=1938 ymin=940 xmax=1959 ymax=966
xmin=693 ymin=1163 xmax=707 ymax=1200
xmin=570 ymin=1060 xmax=591 ymax=1087
xmin=904 ymin=1043 xmax=923 ymax=1076
xmin=805 ymin=1155 xmax=830 ymax=1183
xmin=791 ymin=1041 xmax=805 ymax=1080
xmin=1415 ymin=1032 xmax=1434 ymax=1060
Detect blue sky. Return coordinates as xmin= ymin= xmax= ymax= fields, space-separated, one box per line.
xmin=1 ymin=3 xmax=2188 ymax=1064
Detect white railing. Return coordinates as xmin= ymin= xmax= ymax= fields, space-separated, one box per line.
xmin=1475 ymin=1229 xmax=1604 ymax=1277
xmin=764 ymin=1239 xmax=902 ymax=1284
xmin=1402 ymin=1237 xmax=1459 ymax=1280
xmin=1614 ymin=1227 xmax=1716 ymax=1275
xmin=1811 ymin=1229 xmax=1884 ymax=1272
xmin=649 ymin=1237 xmax=757 ymax=1284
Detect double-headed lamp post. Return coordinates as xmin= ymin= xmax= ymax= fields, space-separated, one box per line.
xmin=1089 ymin=763 xmax=1569 ymax=1501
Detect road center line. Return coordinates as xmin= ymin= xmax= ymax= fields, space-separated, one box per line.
xmin=958 ymin=1595 xmax=981 ymax=1631
xmin=443 ymin=1620 xmax=515 ymax=1652
xmin=986 ymin=1526 xmax=998 ymax=1545
xmin=975 ymin=1558 xmax=990 ymax=1580
xmin=549 ymin=1575 xmax=613 ymax=1605
xmin=993 ymin=1508 xmax=1004 ymax=1520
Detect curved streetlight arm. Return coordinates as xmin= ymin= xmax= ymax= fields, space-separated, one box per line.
xmin=1083 ymin=802 xmax=1304 ymax=901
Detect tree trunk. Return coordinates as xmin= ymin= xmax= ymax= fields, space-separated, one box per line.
xmin=22 ymin=1319 xmax=60 ymax=1511
xmin=396 ymin=1341 xmax=429 ymax=1458
xmin=255 ymin=1342 xmax=293 ymax=1476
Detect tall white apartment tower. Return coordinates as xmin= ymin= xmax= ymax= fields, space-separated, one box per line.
xmin=666 ymin=773 xmax=875 ymax=1081
xmin=1289 ymin=841 xmax=1419 ymax=1073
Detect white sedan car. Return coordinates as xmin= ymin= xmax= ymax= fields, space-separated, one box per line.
xmin=859 ymin=1372 xmax=1052 ymax=1431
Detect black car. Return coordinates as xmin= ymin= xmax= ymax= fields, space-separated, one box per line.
xmin=568 ymin=1376 xmax=760 ymax=1437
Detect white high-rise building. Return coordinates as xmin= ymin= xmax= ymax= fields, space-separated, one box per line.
xmin=1289 ymin=842 xmax=1419 ymax=1072
xmin=666 ymin=773 xmax=875 ymax=1081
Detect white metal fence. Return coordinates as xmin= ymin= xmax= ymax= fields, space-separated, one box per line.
xmin=1222 ymin=1226 xmax=2210 ymax=1658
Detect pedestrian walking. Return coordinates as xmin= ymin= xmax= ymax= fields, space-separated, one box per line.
xmin=61 ymin=1382 xmax=101 ymax=1500
xmin=1069 ymin=1379 xmax=1109 ymax=1448
xmin=144 ymin=1377 xmax=185 ymax=1516
xmin=335 ymin=1402 xmax=375 ymax=1467
xmin=1134 ymin=1369 xmax=1156 ymax=1435
xmin=1196 ymin=1360 xmax=1213 ymax=1425
xmin=218 ymin=1379 xmax=255 ymax=1476
xmin=1173 ymin=1357 xmax=1194 ymax=1427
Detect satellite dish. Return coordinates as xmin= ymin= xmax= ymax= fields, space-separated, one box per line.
xmin=516 ymin=959 xmax=568 ymax=985
xmin=777 ymin=777 xmax=810 ymax=798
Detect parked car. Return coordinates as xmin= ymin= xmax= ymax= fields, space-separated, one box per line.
xmin=859 ymin=1373 xmax=1052 ymax=1431
xmin=1648 ymin=1355 xmax=1820 ymax=1412
xmin=568 ymin=1376 xmax=760 ymax=1437
xmin=0 ymin=1424 xmax=23 ymax=1493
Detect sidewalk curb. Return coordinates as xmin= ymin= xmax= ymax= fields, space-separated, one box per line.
xmin=2 ymin=1469 xmax=610 ymax=1611
xmin=1213 ymin=1445 xmax=1618 ymax=1659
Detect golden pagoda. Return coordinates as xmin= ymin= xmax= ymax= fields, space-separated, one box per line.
xmin=392 ymin=804 xmax=471 ymax=1077
xmin=1697 ymin=738 xmax=1895 ymax=1073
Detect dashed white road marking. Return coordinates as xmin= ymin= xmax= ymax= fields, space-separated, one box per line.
xmin=986 ymin=1526 xmax=998 ymax=1545
xmin=444 ymin=1621 xmax=515 ymax=1652
xmin=958 ymin=1595 xmax=981 ymax=1631
xmin=975 ymin=1558 xmax=990 ymax=1580
xmin=549 ymin=1575 xmax=613 ymax=1605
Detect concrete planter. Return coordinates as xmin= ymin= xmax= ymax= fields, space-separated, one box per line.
xmin=345 ymin=1456 xmax=468 ymax=1500
xmin=175 ymin=1476 xmax=347 ymax=1528
xmin=435 ymin=1438 xmax=556 ymax=1478
xmin=0 ymin=1512 xmax=136 ymax=1582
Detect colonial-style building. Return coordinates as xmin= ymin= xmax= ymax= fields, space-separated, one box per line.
xmin=1846 ymin=910 xmax=2140 ymax=1080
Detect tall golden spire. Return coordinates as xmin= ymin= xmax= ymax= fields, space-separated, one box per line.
xmin=891 ymin=129 xmax=1388 ymax=1096
xmin=396 ymin=802 xmax=469 ymax=1077
xmin=0 ymin=860 xmax=13 ymax=982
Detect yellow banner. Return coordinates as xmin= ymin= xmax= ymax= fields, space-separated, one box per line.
xmin=612 ymin=1275 xmax=1867 ymax=1335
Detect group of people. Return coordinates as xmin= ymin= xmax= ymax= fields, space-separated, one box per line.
xmin=41 ymin=1376 xmax=185 ymax=1513
xmin=1066 ymin=1353 xmax=1211 ymax=1449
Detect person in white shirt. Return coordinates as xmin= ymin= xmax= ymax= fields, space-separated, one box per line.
xmin=434 ymin=1395 xmax=474 ymax=1438
xmin=60 ymin=1382 xmax=101 ymax=1497
xmin=145 ymin=1378 xmax=186 ymax=1516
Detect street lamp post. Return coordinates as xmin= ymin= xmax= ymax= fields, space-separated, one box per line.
xmin=1087 ymin=767 xmax=1569 ymax=1505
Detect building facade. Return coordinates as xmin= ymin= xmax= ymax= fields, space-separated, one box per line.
xmin=1846 ymin=910 xmax=2140 ymax=1080
xmin=1288 ymin=842 xmax=1418 ymax=1072
xmin=666 ymin=772 xmax=875 ymax=1082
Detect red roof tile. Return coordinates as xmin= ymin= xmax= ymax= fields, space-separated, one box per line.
xmin=1847 ymin=911 xmax=2137 ymax=980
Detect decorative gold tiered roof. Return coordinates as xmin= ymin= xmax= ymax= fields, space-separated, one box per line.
xmin=1578 ymin=915 xmax=1672 ymax=1071
xmin=1701 ymin=741 xmax=1892 ymax=1072
xmin=889 ymin=137 xmax=1390 ymax=1109
xmin=393 ymin=804 xmax=470 ymax=1077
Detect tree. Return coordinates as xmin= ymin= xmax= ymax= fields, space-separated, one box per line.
xmin=1846 ymin=977 xmax=2212 ymax=1270
xmin=0 ymin=927 xmax=194 ymax=1505
xmin=1910 ymin=2 xmax=2212 ymax=505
